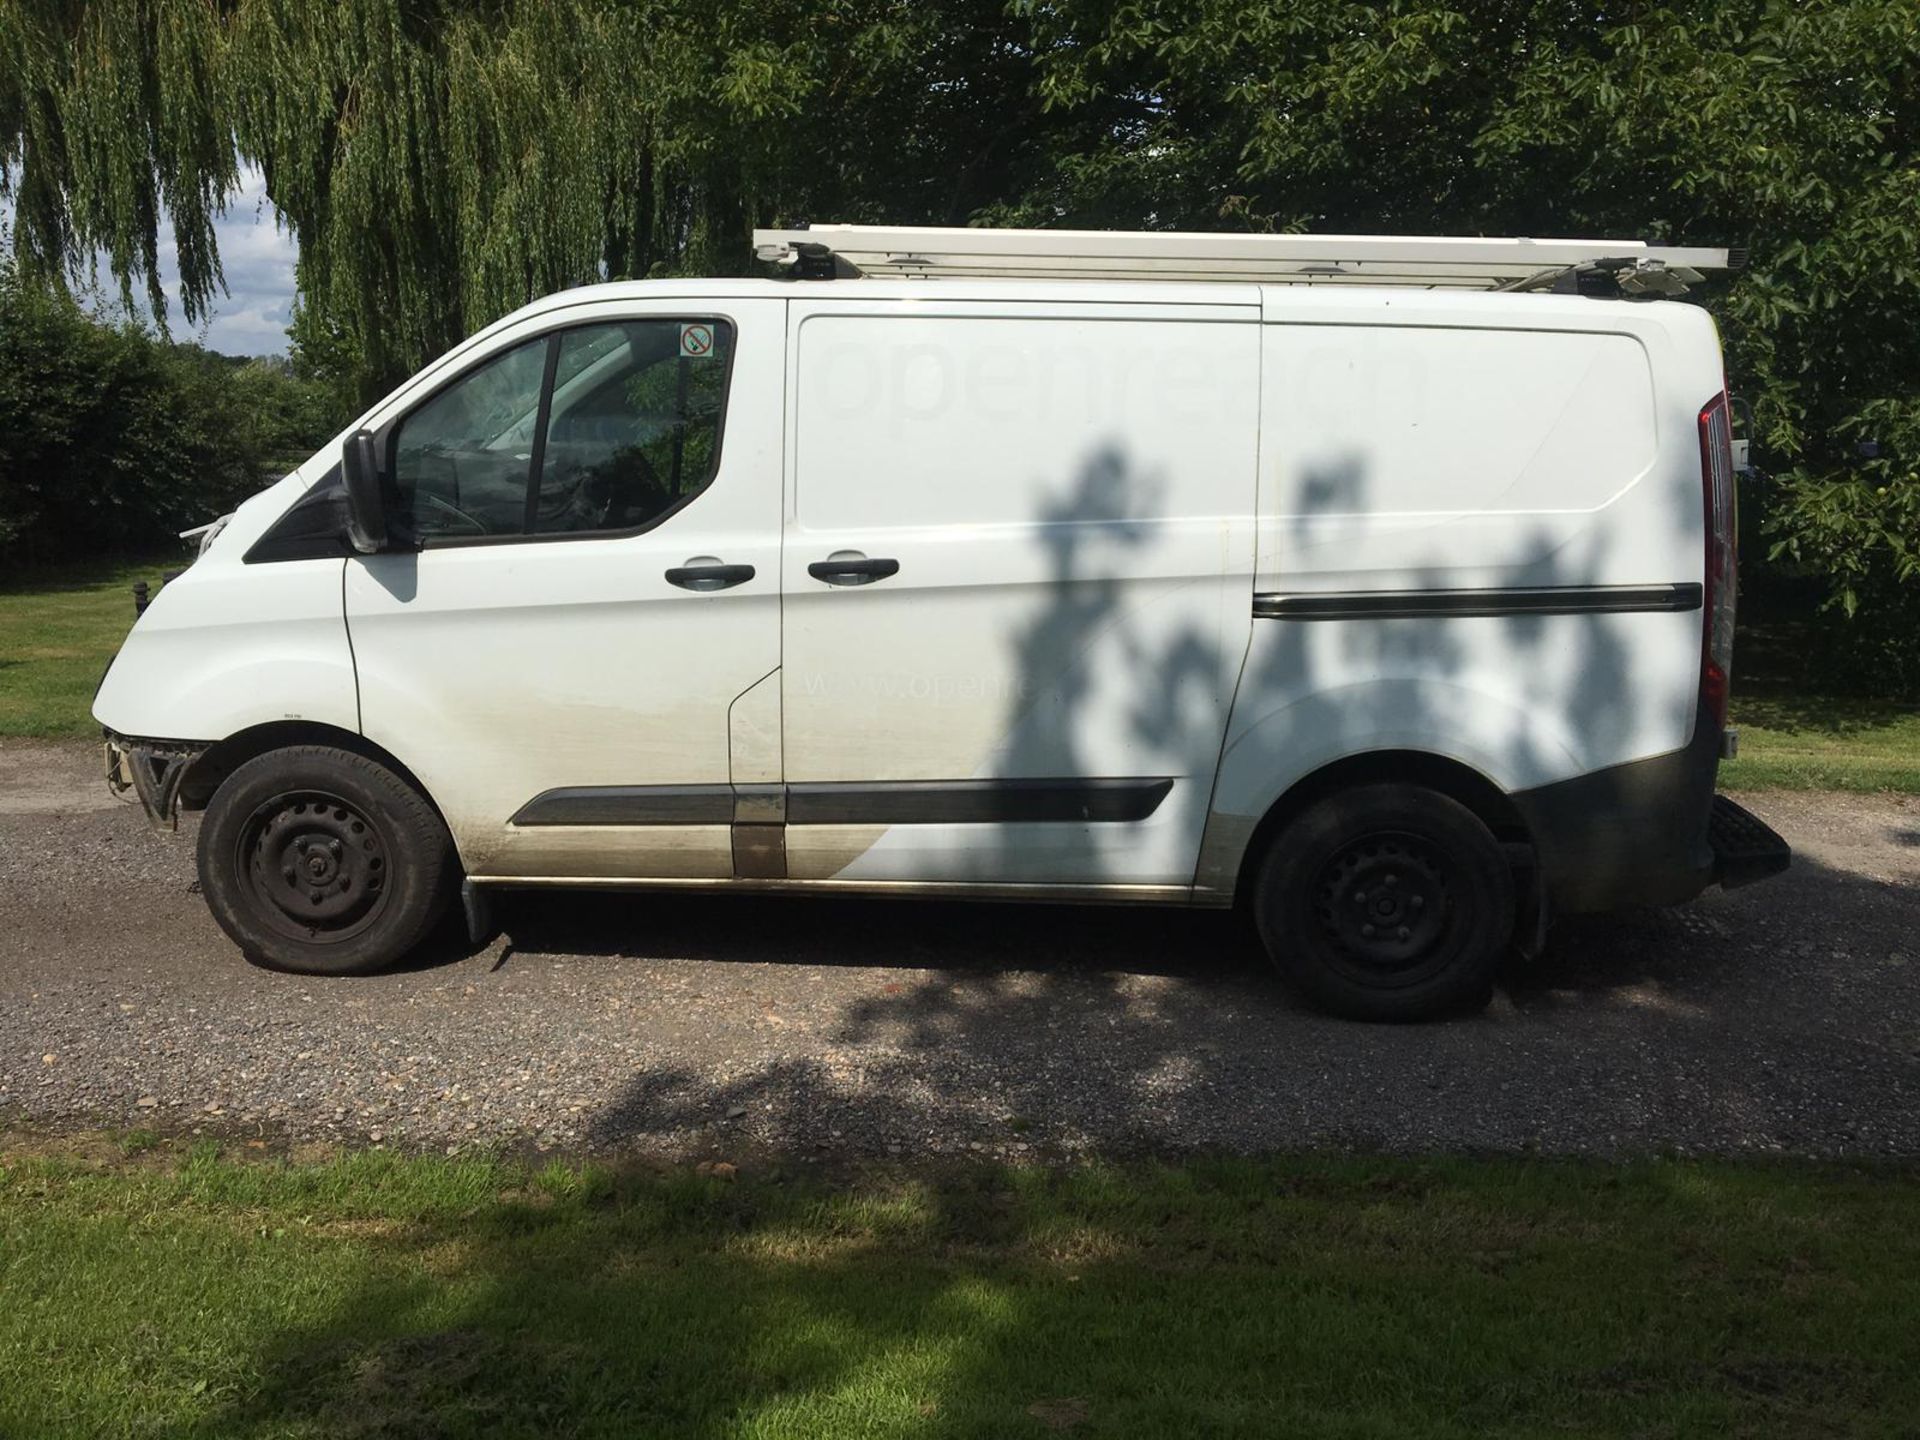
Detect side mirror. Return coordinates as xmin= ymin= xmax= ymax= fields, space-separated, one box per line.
xmin=341 ymin=430 xmax=388 ymax=554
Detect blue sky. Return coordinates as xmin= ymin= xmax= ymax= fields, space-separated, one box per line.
xmin=3 ymin=163 xmax=301 ymax=357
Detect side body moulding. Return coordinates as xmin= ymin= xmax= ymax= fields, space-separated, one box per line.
xmin=505 ymin=777 xmax=1178 ymax=884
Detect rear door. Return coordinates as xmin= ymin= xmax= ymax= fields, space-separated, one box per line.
xmin=345 ymin=297 xmax=784 ymax=880
xmin=779 ymin=293 xmax=1261 ymax=892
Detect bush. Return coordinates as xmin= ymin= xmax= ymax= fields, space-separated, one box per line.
xmin=0 ymin=259 xmax=341 ymax=566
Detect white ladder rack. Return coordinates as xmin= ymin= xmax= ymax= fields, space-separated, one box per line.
xmin=752 ymin=224 xmax=1737 ymax=296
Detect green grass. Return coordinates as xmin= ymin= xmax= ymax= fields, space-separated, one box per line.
xmin=2 ymin=1141 xmax=1918 ymax=1437
xmin=0 ymin=555 xmax=169 ymax=738
xmin=3 ymin=556 xmax=1915 ymax=790
xmin=1722 ymin=688 xmax=1920 ymax=794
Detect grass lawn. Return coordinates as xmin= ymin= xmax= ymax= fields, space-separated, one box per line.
xmin=1719 ymin=688 xmax=1920 ymax=794
xmin=1 ymin=1141 xmax=1917 ymax=1438
xmin=0 ymin=554 xmax=173 ymax=739
xmin=2 ymin=555 xmax=1915 ymax=790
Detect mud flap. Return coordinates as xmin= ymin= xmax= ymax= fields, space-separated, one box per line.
xmin=1503 ymin=841 xmax=1549 ymax=961
xmin=460 ymin=878 xmax=496 ymax=946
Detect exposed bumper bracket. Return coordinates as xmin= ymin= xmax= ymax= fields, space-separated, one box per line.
xmin=104 ymin=734 xmax=210 ymax=833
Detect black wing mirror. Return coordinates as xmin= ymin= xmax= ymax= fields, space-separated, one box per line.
xmin=341 ymin=429 xmax=389 ymax=554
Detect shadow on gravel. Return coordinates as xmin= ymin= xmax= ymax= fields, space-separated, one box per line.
xmin=487 ymin=888 xmax=1268 ymax=983
xmin=468 ymin=843 xmax=1912 ymax=1020
xmin=473 ymin=854 xmax=1901 ymax=1160
xmin=1504 ymin=848 xmax=1916 ymax=1014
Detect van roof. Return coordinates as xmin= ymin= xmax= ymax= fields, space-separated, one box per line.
xmin=507 ymin=274 xmax=1705 ymax=326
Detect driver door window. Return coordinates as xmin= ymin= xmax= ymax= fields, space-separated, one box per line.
xmin=390 ymin=318 xmax=735 ymax=542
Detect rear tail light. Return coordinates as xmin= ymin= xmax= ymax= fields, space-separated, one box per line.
xmin=1698 ymin=392 xmax=1738 ymax=728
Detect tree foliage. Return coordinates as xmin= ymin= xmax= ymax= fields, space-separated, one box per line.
xmin=1 ymin=0 xmax=1917 ymax=681
xmin=0 ymin=252 xmax=335 ymax=563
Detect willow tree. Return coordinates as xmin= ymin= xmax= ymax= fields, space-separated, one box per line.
xmin=1 ymin=0 xmax=1052 ymax=399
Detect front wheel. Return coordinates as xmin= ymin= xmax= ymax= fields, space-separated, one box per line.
xmin=1253 ymin=784 xmax=1514 ymax=1021
xmin=196 ymin=745 xmax=457 ymax=976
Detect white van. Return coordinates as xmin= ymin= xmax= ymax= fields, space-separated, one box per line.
xmin=96 ymin=225 xmax=1790 ymax=1019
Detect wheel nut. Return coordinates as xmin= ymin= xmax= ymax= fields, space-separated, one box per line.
xmin=1385 ymin=874 xmax=1399 ymax=887
xmin=1411 ymin=896 xmax=1425 ymax=910
xmin=1361 ymin=924 xmax=1376 ymax=938
xmin=309 ymin=890 xmax=324 ymax=904
xmin=1397 ymin=926 xmax=1410 ymax=940
xmin=328 ymin=839 xmax=342 ymax=857
xmin=1354 ymin=891 xmax=1367 ymax=903
xmin=282 ymin=866 xmax=295 ymax=883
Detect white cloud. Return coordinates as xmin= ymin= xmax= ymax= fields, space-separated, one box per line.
xmin=2 ymin=161 xmax=302 ymax=357
xmin=149 ymin=164 xmax=302 ymax=357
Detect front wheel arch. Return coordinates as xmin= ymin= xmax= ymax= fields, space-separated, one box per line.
xmin=182 ymin=721 xmax=443 ymax=827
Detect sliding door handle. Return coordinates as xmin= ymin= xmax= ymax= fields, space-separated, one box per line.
xmin=666 ymin=560 xmax=755 ymax=592
xmin=808 ymin=553 xmax=900 ymax=587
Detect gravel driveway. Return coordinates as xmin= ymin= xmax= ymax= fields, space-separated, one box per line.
xmin=3 ymin=740 xmax=1917 ymax=1161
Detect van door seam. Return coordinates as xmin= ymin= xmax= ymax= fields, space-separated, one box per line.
xmin=339 ymin=559 xmax=363 ymax=734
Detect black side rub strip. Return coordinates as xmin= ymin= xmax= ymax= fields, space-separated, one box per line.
xmin=1253 ymin=583 xmax=1702 ymax=621
xmin=511 ymin=778 xmax=1175 ymax=827
xmin=511 ymin=784 xmax=734 ymax=827
xmin=787 ymin=777 xmax=1173 ymax=825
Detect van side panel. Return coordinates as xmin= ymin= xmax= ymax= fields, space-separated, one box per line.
xmin=1203 ymin=293 xmax=1722 ymax=906
xmin=781 ymin=301 xmax=1260 ymax=889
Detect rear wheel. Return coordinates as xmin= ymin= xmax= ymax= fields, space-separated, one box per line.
xmin=1253 ymin=784 xmax=1514 ymax=1021
xmin=196 ymin=746 xmax=457 ymax=976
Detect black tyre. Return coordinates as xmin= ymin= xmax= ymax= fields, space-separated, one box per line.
xmin=1253 ymin=784 xmax=1514 ymax=1021
xmin=196 ymin=745 xmax=457 ymax=976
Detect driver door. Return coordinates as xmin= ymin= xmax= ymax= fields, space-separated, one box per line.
xmin=344 ymin=297 xmax=784 ymax=881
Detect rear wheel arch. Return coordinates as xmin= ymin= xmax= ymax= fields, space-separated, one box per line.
xmin=1233 ymin=749 xmax=1530 ymax=906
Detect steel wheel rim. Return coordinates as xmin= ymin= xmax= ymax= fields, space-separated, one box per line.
xmin=1310 ymin=829 xmax=1458 ymax=988
xmin=237 ymin=789 xmax=392 ymax=944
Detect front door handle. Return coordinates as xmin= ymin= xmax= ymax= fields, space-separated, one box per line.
xmin=808 ymin=554 xmax=901 ymax=587
xmin=665 ymin=559 xmax=755 ymax=592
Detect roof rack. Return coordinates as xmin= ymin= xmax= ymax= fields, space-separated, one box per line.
xmin=752 ymin=224 xmax=1739 ymax=297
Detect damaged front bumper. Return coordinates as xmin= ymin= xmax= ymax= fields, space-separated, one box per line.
xmin=104 ymin=732 xmax=211 ymax=832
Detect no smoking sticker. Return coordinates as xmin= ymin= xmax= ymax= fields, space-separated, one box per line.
xmin=679 ymin=323 xmax=715 ymax=358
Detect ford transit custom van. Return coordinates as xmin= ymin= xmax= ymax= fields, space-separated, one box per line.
xmin=96 ymin=225 xmax=1790 ymax=1019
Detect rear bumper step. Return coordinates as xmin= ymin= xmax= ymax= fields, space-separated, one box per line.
xmin=1709 ymin=794 xmax=1791 ymax=890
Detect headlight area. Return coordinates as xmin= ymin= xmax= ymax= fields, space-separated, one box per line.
xmin=104 ymin=732 xmax=212 ymax=831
